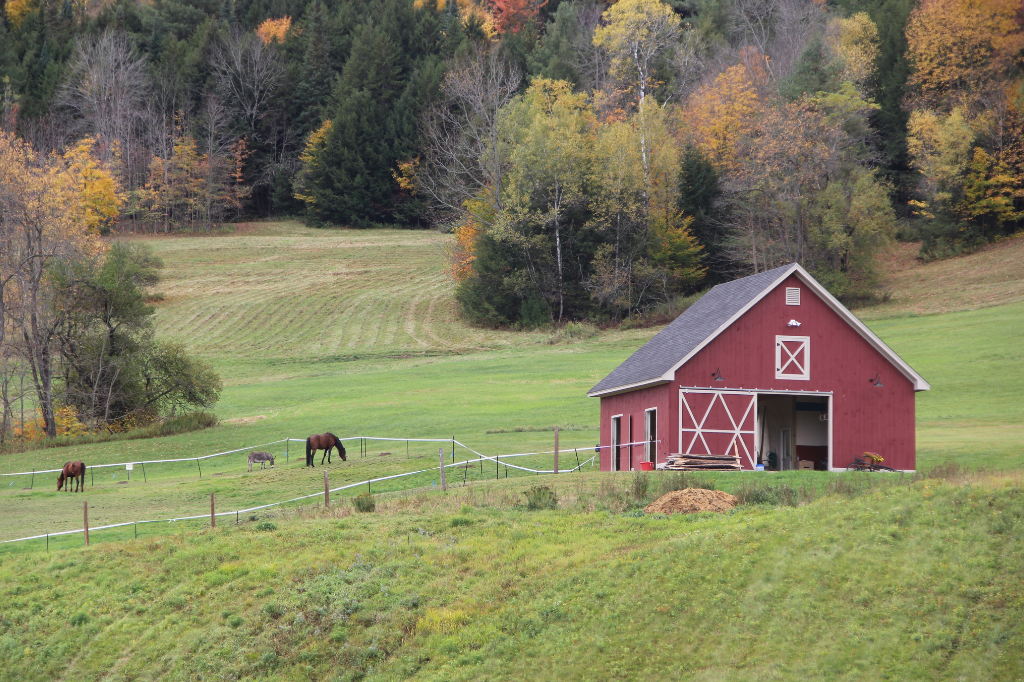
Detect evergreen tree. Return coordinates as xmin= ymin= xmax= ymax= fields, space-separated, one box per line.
xmin=677 ymin=145 xmax=728 ymax=282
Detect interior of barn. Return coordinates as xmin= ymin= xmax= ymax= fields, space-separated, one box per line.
xmin=756 ymin=395 xmax=829 ymax=471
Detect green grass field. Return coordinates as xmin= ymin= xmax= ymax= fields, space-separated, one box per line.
xmin=0 ymin=224 xmax=1021 ymax=680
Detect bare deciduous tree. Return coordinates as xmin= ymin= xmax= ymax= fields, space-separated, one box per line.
xmin=419 ymin=45 xmax=523 ymax=228
xmin=58 ymin=30 xmax=150 ymax=189
xmin=211 ymin=30 xmax=283 ymax=137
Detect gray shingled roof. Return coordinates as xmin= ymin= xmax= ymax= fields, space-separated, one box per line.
xmin=588 ymin=264 xmax=797 ymax=396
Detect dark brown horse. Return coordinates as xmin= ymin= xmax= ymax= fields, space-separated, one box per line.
xmin=58 ymin=461 xmax=86 ymax=492
xmin=306 ymin=433 xmax=346 ymax=466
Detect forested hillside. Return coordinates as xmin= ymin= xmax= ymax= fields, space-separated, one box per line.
xmin=0 ymin=0 xmax=1022 ymax=325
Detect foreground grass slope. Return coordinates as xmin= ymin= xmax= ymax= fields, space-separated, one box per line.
xmin=1 ymin=472 xmax=1022 ymax=681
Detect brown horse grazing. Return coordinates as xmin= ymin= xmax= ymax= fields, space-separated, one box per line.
xmin=58 ymin=461 xmax=86 ymax=492
xmin=306 ymin=433 xmax=346 ymax=466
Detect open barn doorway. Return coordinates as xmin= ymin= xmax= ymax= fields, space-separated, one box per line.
xmin=755 ymin=394 xmax=831 ymax=471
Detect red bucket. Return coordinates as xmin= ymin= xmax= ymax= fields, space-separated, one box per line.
xmin=639 ymin=462 xmax=654 ymax=471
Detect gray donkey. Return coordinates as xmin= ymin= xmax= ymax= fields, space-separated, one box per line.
xmin=247 ymin=451 xmax=275 ymax=471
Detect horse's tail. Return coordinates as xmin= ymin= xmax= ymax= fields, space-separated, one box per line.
xmin=306 ymin=437 xmax=312 ymax=459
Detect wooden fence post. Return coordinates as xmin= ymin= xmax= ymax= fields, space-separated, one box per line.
xmin=438 ymin=447 xmax=447 ymax=491
xmin=324 ymin=471 xmax=330 ymax=509
xmin=210 ymin=493 xmax=215 ymax=528
xmin=554 ymin=427 xmax=559 ymax=475
xmin=84 ymin=501 xmax=89 ymax=547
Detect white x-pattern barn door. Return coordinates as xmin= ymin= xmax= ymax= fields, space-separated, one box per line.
xmin=679 ymin=389 xmax=758 ymax=469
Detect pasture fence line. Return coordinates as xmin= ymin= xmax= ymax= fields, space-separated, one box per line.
xmin=0 ymin=433 xmax=667 ymax=548
xmin=0 ymin=439 xmax=292 ymax=477
xmin=1 ymin=449 xmax=598 ymax=548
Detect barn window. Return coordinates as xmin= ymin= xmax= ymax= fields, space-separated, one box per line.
xmin=776 ymin=336 xmax=810 ymax=380
xmin=786 ymin=287 xmax=801 ymax=305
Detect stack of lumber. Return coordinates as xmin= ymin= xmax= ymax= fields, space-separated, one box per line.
xmin=664 ymin=454 xmax=741 ymax=470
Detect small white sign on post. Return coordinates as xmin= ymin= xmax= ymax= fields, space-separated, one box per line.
xmin=125 ymin=463 xmax=134 ymax=471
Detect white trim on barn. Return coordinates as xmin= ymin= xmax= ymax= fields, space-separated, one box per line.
xmin=775 ymin=335 xmax=811 ymax=380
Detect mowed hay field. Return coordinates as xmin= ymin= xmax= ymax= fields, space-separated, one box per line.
xmin=143 ymin=222 xmax=557 ymax=380
xmin=0 ymin=225 xmax=1023 ymax=680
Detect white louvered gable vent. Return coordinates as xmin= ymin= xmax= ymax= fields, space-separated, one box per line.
xmin=785 ymin=287 xmax=801 ymax=306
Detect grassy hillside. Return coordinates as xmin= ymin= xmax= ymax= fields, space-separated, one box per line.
xmin=1 ymin=470 xmax=1022 ymax=681
xmin=857 ymin=233 xmax=1024 ymax=320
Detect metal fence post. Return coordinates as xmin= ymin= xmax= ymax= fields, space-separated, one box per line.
xmin=197 ymin=459 xmax=202 ymax=478
xmin=210 ymin=493 xmax=215 ymax=528
xmin=286 ymin=439 xmax=289 ymax=464
xmin=84 ymin=501 xmax=89 ymax=547
xmin=30 ymin=469 xmax=34 ymax=489
xmin=142 ymin=462 xmax=146 ymax=482
xmin=324 ymin=470 xmax=330 ymax=509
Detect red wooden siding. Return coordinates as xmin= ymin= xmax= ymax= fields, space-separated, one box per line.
xmin=599 ymin=384 xmax=674 ymax=470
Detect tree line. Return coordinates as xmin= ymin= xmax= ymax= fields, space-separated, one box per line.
xmin=0 ymin=132 xmax=220 ymax=446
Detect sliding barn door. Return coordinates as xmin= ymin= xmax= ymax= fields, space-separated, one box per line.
xmin=679 ymin=389 xmax=758 ymax=469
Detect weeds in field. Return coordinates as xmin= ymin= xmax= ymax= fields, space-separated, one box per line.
xmin=523 ymin=486 xmax=558 ymax=510
xmin=353 ymin=494 xmax=376 ymax=513
xmin=630 ymin=472 xmax=650 ymax=501
xmin=545 ymin=321 xmax=598 ymax=344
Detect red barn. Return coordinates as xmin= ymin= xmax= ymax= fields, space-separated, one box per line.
xmin=588 ymin=264 xmax=929 ymax=472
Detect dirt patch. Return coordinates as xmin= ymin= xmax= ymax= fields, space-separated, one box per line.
xmin=223 ymin=415 xmax=267 ymax=425
xmin=644 ymin=489 xmax=738 ymax=514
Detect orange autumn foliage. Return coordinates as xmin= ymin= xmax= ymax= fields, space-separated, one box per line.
xmin=257 ymin=16 xmax=292 ymax=44
xmin=446 ymin=217 xmax=484 ymax=283
xmin=682 ymin=64 xmax=761 ymax=171
xmin=489 ymin=0 xmax=546 ymax=34
xmin=905 ymin=0 xmax=1024 ymax=112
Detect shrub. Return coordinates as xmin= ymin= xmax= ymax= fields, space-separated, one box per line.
xmin=262 ymin=602 xmax=285 ymax=619
xmin=353 ymin=493 xmax=376 ymax=513
xmin=70 ymin=612 xmax=89 ymax=626
xmin=254 ymin=521 xmax=277 ymax=532
xmin=227 ymin=615 xmax=244 ymax=628
xmin=450 ymin=516 xmax=472 ymax=527
xmin=523 ymin=485 xmax=558 ymax=510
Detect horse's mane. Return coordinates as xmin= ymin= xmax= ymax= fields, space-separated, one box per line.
xmin=325 ymin=432 xmax=338 ymax=442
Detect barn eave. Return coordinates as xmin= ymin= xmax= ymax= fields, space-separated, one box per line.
xmin=586 ymin=378 xmax=669 ymax=398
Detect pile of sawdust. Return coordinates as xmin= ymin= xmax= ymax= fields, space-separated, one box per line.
xmin=644 ymin=489 xmax=738 ymax=514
